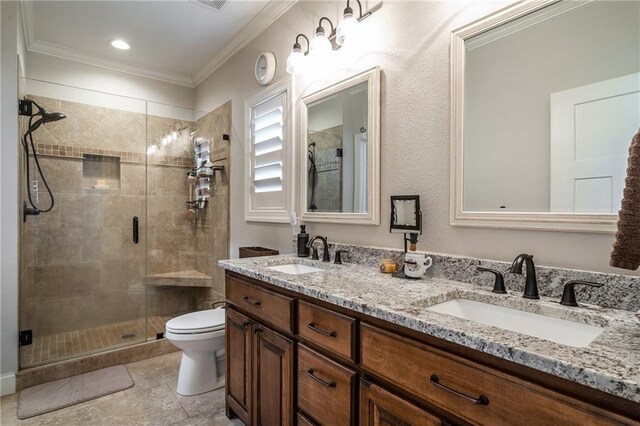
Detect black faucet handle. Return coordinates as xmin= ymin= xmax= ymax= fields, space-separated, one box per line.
xmin=476 ymin=267 xmax=507 ymax=294
xmin=321 ymin=247 xmax=331 ymax=262
xmin=334 ymin=250 xmax=349 ymax=265
xmin=560 ymin=280 xmax=604 ymax=307
xmin=311 ymin=247 xmax=319 ymax=260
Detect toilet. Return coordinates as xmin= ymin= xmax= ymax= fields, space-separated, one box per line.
xmin=166 ymin=308 xmax=226 ymax=396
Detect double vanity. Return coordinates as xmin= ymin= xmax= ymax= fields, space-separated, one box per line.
xmin=219 ymin=253 xmax=639 ymax=425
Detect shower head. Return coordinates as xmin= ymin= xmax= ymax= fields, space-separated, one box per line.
xmin=28 ymin=111 xmax=66 ymax=133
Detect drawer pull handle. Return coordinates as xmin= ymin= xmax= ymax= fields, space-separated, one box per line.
xmin=430 ymin=374 xmax=489 ymax=406
xmin=306 ymin=369 xmax=336 ymax=388
xmin=243 ymin=296 xmax=261 ymax=306
xmin=307 ymin=323 xmax=337 ymax=337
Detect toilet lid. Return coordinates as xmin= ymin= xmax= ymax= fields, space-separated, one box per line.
xmin=166 ymin=308 xmax=225 ymax=334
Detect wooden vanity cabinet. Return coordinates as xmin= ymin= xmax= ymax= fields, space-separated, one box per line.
xmin=360 ymin=379 xmax=442 ymax=426
xmin=252 ymin=324 xmax=294 ymax=426
xmin=225 ymin=271 xmax=638 ymax=426
xmin=225 ymin=306 xmax=293 ymax=426
xmin=297 ymin=344 xmax=357 ymax=425
xmin=225 ymin=308 xmax=252 ymax=424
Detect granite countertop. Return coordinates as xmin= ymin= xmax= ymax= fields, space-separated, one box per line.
xmin=219 ymin=255 xmax=640 ymax=403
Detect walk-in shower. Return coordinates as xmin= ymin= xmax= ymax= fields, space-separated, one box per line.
xmin=18 ymin=85 xmax=231 ymax=371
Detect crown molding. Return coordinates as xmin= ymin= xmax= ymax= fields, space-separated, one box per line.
xmin=27 ymin=39 xmax=196 ymax=87
xmin=20 ymin=0 xmax=298 ymax=89
xmin=193 ymin=0 xmax=298 ymax=85
xmin=465 ymin=0 xmax=592 ymax=51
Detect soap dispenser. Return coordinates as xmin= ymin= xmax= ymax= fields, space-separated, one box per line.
xmin=297 ymin=225 xmax=310 ymax=257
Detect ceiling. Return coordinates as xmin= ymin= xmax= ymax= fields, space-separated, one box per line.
xmin=21 ymin=1 xmax=295 ymax=87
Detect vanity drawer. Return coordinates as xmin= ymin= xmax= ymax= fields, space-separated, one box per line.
xmin=226 ymin=275 xmax=294 ymax=333
xmin=360 ymin=323 xmax=622 ymax=426
xmin=297 ymin=413 xmax=317 ymax=426
xmin=298 ymin=301 xmax=356 ymax=362
xmin=298 ymin=344 xmax=356 ymax=426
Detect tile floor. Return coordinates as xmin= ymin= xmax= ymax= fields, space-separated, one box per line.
xmin=20 ymin=316 xmax=174 ymax=368
xmin=1 ymin=351 xmax=242 ymax=425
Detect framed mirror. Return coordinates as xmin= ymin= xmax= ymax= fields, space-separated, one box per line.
xmin=450 ymin=0 xmax=640 ymax=233
xmin=300 ymin=67 xmax=381 ymax=225
xmin=390 ymin=195 xmax=422 ymax=233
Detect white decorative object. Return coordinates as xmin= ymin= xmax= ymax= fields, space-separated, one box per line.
xmin=404 ymin=253 xmax=433 ymax=278
xmin=255 ymin=52 xmax=276 ymax=86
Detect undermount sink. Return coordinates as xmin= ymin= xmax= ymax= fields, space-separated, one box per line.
xmin=425 ymin=298 xmax=604 ymax=348
xmin=266 ymin=263 xmax=324 ymax=275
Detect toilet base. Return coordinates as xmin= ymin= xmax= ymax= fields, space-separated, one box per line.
xmin=176 ymin=351 xmax=221 ymax=396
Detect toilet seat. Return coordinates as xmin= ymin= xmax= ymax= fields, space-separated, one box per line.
xmin=166 ymin=309 xmax=225 ymax=335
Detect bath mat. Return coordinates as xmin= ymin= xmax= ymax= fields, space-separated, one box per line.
xmin=17 ymin=365 xmax=134 ymax=419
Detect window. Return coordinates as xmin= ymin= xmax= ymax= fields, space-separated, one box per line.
xmin=245 ymin=79 xmax=293 ymax=222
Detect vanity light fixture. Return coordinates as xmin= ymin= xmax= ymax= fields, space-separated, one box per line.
xmin=286 ymin=34 xmax=310 ymax=74
xmin=150 ymin=123 xmax=189 ymax=155
xmin=285 ymin=0 xmax=374 ymax=75
xmin=309 ymin=17 xmax=334 ymax=55
xmin=110 ymin=39 xmax=130 ymax=50
xmin=336 ymin=0 xmax=371 ymax=46
xmin=147 ymin=144 xmax=159 ymax=155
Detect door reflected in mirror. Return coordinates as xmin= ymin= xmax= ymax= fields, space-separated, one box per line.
xmin=462 ymin=0 xmax=640 ymax=215
xmin=307 ymin=81 xmax=368 ymax=213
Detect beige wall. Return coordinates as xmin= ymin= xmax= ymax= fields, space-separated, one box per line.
xmin=195 ymin=0 xmax=638 ymax=276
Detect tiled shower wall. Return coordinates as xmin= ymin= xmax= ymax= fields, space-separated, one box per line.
xmin=308 ymin=125 xmax=343 ymax=212
xmin=20 ymin=96 xmax=230 ymax=342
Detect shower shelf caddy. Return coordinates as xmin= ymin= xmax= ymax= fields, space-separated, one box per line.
xmin=188 ymin=136 xmax=224 ymax=210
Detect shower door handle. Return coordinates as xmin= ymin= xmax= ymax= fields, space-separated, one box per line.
xmin=132 ymin=216 xmax=139 ymax=244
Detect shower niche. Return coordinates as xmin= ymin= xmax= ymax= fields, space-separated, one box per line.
xmin=82 ymin=154 xmax=121 ymax=190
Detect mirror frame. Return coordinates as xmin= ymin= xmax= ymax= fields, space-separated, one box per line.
xmin=390 ymin=195 xmax=422 ymax=233
xmin=450 ymin=0 xmax=617 ymax=234
xmin=300 ymin=66 xmax=381 ymax=225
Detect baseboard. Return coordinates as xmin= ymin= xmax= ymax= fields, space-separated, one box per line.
xmin=1 ymin=373 xmax=16 ymax=396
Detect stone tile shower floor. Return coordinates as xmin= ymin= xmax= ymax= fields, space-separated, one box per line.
xmin=1 ymin=351 xmax=242 ymax=425
xmin=20 ymin=316 xmax=175 ymax=368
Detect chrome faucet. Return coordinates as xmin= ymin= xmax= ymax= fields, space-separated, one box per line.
xmin=509 ymin=253 xmax=539 ymax=299
xmin=307 ymin=236 xmax=330 ymax=262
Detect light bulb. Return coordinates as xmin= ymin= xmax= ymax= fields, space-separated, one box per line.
xmin=110 ymin=39 xmax=130 ymax=50
xmin=286 ymin=46 xmax=304 ymax=74
xmin=336 ymin=10 xmax=358 ymax=46
xmin=171 ymin=131 xmax=178 ymax=141
xmin=161 ymin=136 xmax=169 ymax=146
xmin=309 ymin=28 xmax=332 ymax=56
xmin=147 ymin=144 xmax=158 ymax=155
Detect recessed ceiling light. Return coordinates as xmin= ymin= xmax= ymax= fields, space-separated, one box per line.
xmin=110 ymin=39 xmax=130 ymax=50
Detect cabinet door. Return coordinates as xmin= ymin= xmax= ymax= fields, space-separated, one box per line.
xmin=360 ymin=380 xmax=441 ymax=426
xmin=226 ymin=308 xmax=252 ymax=425
xmin=252 ymin=324 xmax=294 ymax=426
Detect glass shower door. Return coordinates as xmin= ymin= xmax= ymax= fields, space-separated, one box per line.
xmin=19 ymin=86 xmax=148 ymax=368
xmin=144 ymin=102 xmax=210 ymax=340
